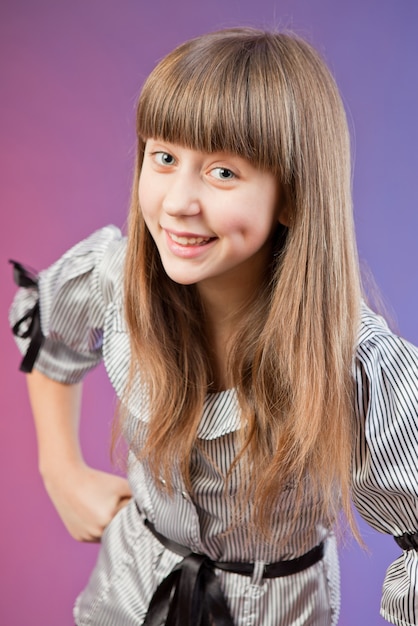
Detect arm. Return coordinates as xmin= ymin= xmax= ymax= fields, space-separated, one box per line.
xmin=27 ymin=368 xmax=132 ymax=542
xmin=353 ymin=314 xmax=418 ymax=625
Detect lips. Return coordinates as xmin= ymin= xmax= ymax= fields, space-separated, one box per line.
xmin=167 ymin=231 xmax=215 ymax=246
xmin=163 ymin=228 xmax=218 ymax=259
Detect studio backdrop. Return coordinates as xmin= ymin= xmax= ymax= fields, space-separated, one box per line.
xmin=1 ymin=1 xmax=417 ymax=625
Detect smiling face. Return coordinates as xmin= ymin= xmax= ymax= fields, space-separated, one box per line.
xmin=139 ymin=140 xmax=285 ymax=301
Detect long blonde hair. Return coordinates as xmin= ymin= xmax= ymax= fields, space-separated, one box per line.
xmin=123 ymin=28 xmax=361 ymax=538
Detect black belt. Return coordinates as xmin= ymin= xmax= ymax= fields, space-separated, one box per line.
xmin=140 ymin=507 xmax=324 ymax=626
xmin=394 ymin=532 xmax=418 ymax=551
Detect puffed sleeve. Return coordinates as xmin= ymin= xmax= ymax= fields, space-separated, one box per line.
xmin=352 ymin=304 xmax=418 ymax=626
xmin=9 ymin=225 xmax=125 ymax=384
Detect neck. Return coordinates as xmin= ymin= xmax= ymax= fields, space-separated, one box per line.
xmin=197 ymin=243 xmax=272 ymax=330
xmin=197 ymin=258 xmax=270 ymax=392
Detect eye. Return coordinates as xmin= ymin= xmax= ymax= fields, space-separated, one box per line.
xmin=154 ymin=152 xmax=175 ymax=166
xmin=211 ymin=167 xmax=236 ymax=181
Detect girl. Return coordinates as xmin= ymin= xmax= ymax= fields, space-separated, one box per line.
xmin=9 ymin=28 xmax=418 ymax=626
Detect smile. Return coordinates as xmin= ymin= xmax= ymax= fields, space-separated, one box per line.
xmin=168 ymin=232 xmax=214 ymax=246
xmin=163 ymin=229 xmax=217 ymax=259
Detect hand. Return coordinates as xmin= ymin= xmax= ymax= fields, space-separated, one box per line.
xmin=43 ymin=462 xmax=132 ymax=542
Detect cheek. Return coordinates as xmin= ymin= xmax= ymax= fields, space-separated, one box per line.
xmin=219 ymin=202 xmax=276 ymax=241
xmin=214 ymin=197 xmax=261 ymax=235
xmin=217 ymin=213 xmax=247 ymax=233
xmin=218 ymin=216 xmax=273 ymax=254
xmin=138 ymin=172 xmax=147 ymax=203
xmin=138 ymin=178 xmax=156 ymax=222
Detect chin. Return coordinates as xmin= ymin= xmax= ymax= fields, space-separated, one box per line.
xmin=163 ymin=270 xmax=198 ymax=286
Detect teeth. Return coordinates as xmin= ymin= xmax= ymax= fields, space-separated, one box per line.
xmin=169 ymin=233 xmax=211 ymax=246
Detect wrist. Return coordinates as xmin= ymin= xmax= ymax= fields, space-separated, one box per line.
xmin=39 ymin=451 xmax=85 ymax=483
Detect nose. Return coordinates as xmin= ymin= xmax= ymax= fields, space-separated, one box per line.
xmin=162 ymin=172 xmax=201 ymax=217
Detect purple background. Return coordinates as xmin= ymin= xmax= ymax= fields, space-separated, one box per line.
xmin=1 ymin=1 xmax=417 ymax=624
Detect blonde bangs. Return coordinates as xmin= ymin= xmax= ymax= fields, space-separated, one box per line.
xmin=136 ymin=30 xmax=295 ymax=172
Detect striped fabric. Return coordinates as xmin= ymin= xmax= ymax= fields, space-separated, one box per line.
xmin=9 ymin=226 xmax=418 ymax=626
xmin=353 ymin=306 xmax=418 ymax=625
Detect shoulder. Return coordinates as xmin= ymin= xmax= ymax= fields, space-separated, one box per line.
xmin=356 ymin=302 xmax=418 ymax=378
xmin=38 ymin=225 xmax=127 ymax=306
xmin=358 ymin=301 xmax=391 ymax=344
xmin=41 ymin=224 xmax=126 ymax=280
xmin=354 ymin=303 xmax=418 ymax=429
xmin=33 ymin=225 xmax=127 ymax=344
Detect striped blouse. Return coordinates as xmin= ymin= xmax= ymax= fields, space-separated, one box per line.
xmin=9 ymin=226 xmax=418 ymax=626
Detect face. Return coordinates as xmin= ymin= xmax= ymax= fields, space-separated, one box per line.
xmin=139 ymin=139 xmax=285 ymax=297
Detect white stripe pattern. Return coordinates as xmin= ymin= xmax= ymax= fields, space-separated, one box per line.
xmin=9 ymin=227 xmax=418 ymax=625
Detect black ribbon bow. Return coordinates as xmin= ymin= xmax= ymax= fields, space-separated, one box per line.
xmin=9 ymin=260 xmax=44 ymax=373
xmin=143 ymin=553 xmax=235 ymax=626
xmin=142 ymin=519 xmax=234 ymax=626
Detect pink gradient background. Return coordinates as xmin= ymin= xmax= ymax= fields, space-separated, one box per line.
xmin=1 ymin=1 xmax=417 ymax=624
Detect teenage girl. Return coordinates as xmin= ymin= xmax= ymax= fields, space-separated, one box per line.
xmin=10 ymin=28 xmax=418 ymax=626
